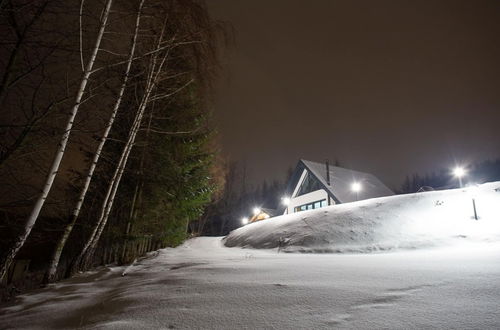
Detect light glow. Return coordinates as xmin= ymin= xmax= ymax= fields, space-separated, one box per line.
xmin=453 ymin=166 xmax=466 ymax=178
xmin=282 ymin=197 xmax=291 ymax=205
xmin=253 ymin=207 xmax=261 ymax=215
xmin=241 ymin=217 xmax=249 ymax=225
xmin=351 ymin=182 xmax=362 ymax=193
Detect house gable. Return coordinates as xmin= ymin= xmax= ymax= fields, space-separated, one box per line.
xmin=284 ymin=159 xmax=394 ymax=213
xmin=301 ymin=159 xmax=394 ymax=203
xmin=284 ymin=161 xmax=340 ymax=208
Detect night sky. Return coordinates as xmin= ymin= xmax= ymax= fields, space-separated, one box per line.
xmin=207 ymin=0 xmax=500 ymax=189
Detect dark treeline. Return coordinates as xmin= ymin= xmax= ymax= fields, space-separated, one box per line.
xmin=0 ymin=0 xmax=226 ymax=297
xmin=198 ymin=162 xmax=291 ymax=236
xmin=399 ymin=159 xmax=500 ymax=193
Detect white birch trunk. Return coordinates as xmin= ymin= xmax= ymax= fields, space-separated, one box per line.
xmin=72 ymin=21 xmax=171 ymax=272
xmin=0 ymin=0 xmax=114 ymax=281
xmin=43 ymin=0 xmax=145 ymax=284
xmin=73 ymin=93 xmax=147 ymax=271
xmin=120 ymin=104 xmax=153 ymax=262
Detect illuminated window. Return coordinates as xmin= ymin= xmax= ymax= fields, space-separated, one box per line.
xmin=294 ymin=199 xmax=327 ymax=212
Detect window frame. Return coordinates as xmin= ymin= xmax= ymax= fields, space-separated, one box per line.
xmin=294 ymin=199 xmax=327 ymax=213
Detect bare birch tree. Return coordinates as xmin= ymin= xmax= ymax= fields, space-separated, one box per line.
xmin=72 ymin=0 xmax=225 ymax=269
xmin=42 ymin=0 xmax=145 ymax=284
xmin=0 ymin=0 xmax=114 ymax=281
xmin=71 ymin=16 xmax=175 ymax=272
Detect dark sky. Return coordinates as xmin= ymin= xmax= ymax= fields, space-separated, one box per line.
xmin=207 ymin=0 xmax=500 ymax=189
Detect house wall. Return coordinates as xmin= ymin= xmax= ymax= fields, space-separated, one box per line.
xmin=285 ymin=189 xmax=330 ymax=214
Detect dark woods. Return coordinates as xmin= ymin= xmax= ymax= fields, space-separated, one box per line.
xmin=0 ymin=0 xmax=226 ymax=297
xmin=199 ymin=162 xmax=291 ymax=236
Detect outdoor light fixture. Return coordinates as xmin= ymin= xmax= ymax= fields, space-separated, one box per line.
xmin=351 ymin=182 xmax=362 ymax=201
xmin=282 ymin=197 xmax=291 ymax=215
xmin=351 ymin=182 xmax=362 ymax=193
xmin=253 ymin=207 xmax=261 ymax=215
xmin=453 ymin=166 xmax=466 ymax=178
xmin=241 ymin=217 xmax=249 ymax=225
xmin=453 ymin=166 xmax=466 ymax=187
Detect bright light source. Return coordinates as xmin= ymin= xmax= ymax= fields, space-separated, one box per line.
xmin=282 ymin=197 xmax=291 ymax=205
xmin=253 ymin=207 xmax=261 ymax=215
xmin=351 ymin=182 xmax=362 ymax=193
xmin=453 ymin=166 xmax=466 ymax=178
xmin=241 ymin=217 xmax=249 ymax=225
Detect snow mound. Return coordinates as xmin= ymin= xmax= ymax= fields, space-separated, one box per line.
xmin=224 ymin=182 xmax=500 ymax=253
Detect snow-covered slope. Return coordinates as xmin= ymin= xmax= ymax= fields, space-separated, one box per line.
xmin=225 ymin=182 xmax=500 ymax=252
xmin=2 ymin=237 xmax=500 ymax=329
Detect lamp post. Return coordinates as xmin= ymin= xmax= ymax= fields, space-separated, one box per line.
xmin=453 ymin=166 xmax=466 ymax=188
xmin=253 ymin=207 xmax=261 ymax=216
xmin=351 ymin=182 xmax=362 ymax=201
xmin=282 ymin=197 xmax=291 ymax=214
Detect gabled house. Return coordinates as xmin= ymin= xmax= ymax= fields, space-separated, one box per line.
xmin=283 ymin=159 xmax=394 ymax=214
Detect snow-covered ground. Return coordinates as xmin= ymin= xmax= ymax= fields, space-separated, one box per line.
xmin=226 ymin=182 xmax=500 ymax=252
xmin=2 ymin=183 xmax=500 ymax=329
xmin=2 ymin=238 xmax=500 ymax=329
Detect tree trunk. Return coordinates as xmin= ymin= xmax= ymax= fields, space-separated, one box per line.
xmin=120 ymin=102 xmax=152 ymax=261
xmin=71 ymin=22 xmax=171 ymax=273
xmin=0 ymin=0 xmax=113 ymax=281
xmin=42 ymin=0 xmax=145 ymax=285
xmin=80 ymin=20 xmax=180 ymax=270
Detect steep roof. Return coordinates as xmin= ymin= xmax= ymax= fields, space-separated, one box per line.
xmin=288 ymin=159 xmax=394 ymax=203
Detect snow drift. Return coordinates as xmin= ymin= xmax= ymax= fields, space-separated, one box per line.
xmin=224 ymin=182 xmax=500 ymax=252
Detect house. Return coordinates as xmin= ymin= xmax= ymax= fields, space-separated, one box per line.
xmin=283 ymin=159 xmax=394 ymax=214
xmin=249 ymin=208 xmax=279 ymax=223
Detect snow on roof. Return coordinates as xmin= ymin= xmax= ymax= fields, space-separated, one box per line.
xmin=299 ymin=159 xmax=394 ymax=203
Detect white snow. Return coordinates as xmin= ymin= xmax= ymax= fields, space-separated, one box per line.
xmin=2 ymin=183 xmax=500 ymax=329
xmin=225 ymin=182 xmax=500 ymax=252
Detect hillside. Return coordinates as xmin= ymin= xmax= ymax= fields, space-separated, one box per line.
xmin=225 ymin=182 xmax=500 ymax=252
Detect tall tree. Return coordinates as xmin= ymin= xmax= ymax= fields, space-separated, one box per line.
xmin=43 ymin=0 xmax=145 ymax=284
xmin=71 ymin=8 xmax=180 ymax=271
xmin=0 ymin=0 xmax=114 ymax=281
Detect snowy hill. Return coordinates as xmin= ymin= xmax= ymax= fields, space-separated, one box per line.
xmin=225 ymin=182 xmax=500 ymax=252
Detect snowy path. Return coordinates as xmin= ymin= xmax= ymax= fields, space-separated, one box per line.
xmin=1 ymin=237 xmax=500 ymax=329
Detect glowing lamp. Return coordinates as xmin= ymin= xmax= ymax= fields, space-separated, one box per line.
xmin=453 ymin=166 xmax=466 ymax=178
xmin=351 ymin=182 xmax=362 ymax=193
xmin=453 ymin=166 xmax=467 ymax=188
xmin=241 ymin=217 xmax=249 ymax=225
xmin=253 ymin=207 xmax=261 ymax=215
xmin=282 ymin=197 xmax=291 ymax=205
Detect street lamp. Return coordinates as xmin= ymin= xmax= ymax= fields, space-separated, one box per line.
xmin=453 ymin=166 xmax=466 ymax=188
xmin=282 ymin=196 xmax=291 ymax=214
xmin=241 ymin=217 xmax=249 ymax=225
xmin=351 ymin=182 xmax=362 ymax=200
xmin=253 ymin=207 xmax=261 ymax=215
